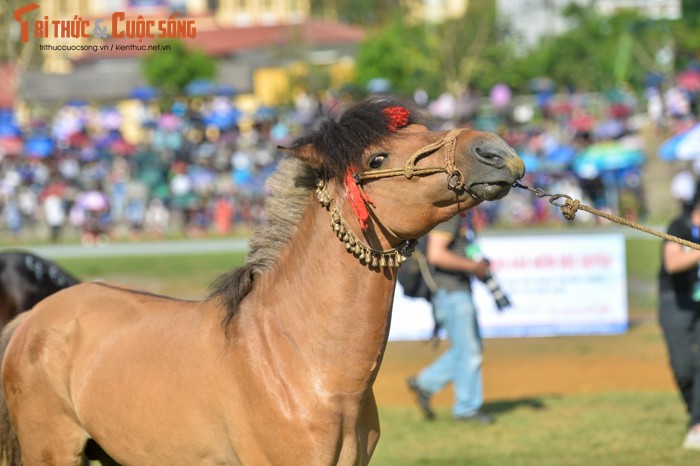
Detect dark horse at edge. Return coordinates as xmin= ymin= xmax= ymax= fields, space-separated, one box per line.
xmin=0 ymin=251 xmax=79 ymax=328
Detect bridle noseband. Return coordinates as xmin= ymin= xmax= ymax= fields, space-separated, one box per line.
xmin=354 ymin=128 xmax=468 ymax=191
xmin=318 ymin=127 xmax=469 ymax=269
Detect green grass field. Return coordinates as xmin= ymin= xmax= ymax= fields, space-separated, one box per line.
xmin=46 ymin=237 xmax=700 ymax=465
xmin=373 ymin=391 xmax=695 ymax=466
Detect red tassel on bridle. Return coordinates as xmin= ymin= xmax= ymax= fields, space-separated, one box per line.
xmin=345 ymin=169 xmax=373 ymax=230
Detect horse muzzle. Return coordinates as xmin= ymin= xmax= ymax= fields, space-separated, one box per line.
xmin=464 ymin=137 xmax=525 ymax=201
xmin=468 ymin=181 xmax=517 ymax=201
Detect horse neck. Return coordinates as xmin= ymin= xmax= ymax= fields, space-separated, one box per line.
xmin=250 ymin=194 xmax=397 ymax=392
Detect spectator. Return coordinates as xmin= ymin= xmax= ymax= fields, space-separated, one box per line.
xmin=4 ymin=196 xmax=22 ymax=239
xmin=43 ymin=194 xmax=66 ymax=243
xmin=144 ymin=198 xmax=169 ymax=239
xmin=125 ymin=198 xmax=146 ymax=240
xmin=406 ymin=214 xmax=494 ymax=424
xmin=658 ymin=194 xmax=700 ymax=450
xmin=671 ymin=169 xmax=697 ymax=216
xmin=213 ymin=195 xmax=233 ymax=235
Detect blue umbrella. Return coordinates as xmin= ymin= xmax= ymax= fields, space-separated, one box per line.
xmin=0 ymin=123 xmax=20 ymax=137
xmin=366 ymin=78 xmax=392 ymax=94
xmin=519 ymin=151 xmax=541 ymax=173
xmin=544 ymin=145 xmax=577 ymax=166
xmin=573 ymin=142 xmax=645 ymax=179
xmin=0 ymin=110 xmax=20 ymax=137
xmin=645 ymin=72 xmax=664 ymax=88
xmin=215 ymin=85 xmax=237 ymax=97
xmin=594 ymin=119 xmax=626 ymax=140
xmin=171 ymin=101 xmax=187 ymax=117
xmin=129 ymin=86 xmax=158 ymax=101
xmin=658 ymin=123 xmax=700 ymax=161
xmin=185 ymin=79 xmax=216 ymax=97
xmin=659 ymin=131 xmax=687 ymax=161
xmin=25 ymin=136 xmax=53 ymax=158
xmin=204 ymin=108 xmax=242 ymax=129
xmin=254 ymin=106 xmax=276 ymax=122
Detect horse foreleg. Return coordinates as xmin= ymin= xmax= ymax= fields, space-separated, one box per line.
xmin=3 ymin=338 xmax=88 ymax=465
xmin=356 ymin=390 xmax=380 ymax=466
xmin=10 ymin=405 xmax=88 ymax=466
xmin=13 ymin=423 xmax=87 ymax=465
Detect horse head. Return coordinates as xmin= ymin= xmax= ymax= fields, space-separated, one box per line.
xmin=281 ymin=97 xmax=525 ymax=266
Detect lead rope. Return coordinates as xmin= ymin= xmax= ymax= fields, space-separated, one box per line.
xmin=513 ymin=181 xmax=700 ymax=251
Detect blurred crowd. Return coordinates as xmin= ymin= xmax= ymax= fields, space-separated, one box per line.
xmin=0 ymin=71 xmax=698 ymax=244
xmin=0 ymin=95 xmax=303 ymax=245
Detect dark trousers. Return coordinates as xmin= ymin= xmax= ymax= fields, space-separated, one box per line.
xmin=659 ymin=290 xmax=700 ymax=427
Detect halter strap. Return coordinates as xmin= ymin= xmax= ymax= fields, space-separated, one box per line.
xmin=356 ymin=128 xmax=467 ymax=190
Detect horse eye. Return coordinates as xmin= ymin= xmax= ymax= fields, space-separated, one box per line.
xmin=369 ymin=153 xmax=388 ymax=169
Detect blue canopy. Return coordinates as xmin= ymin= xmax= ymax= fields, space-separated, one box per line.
xmin=573 ymin=142 xmax=645 ymax=179
xmin=658 ymin=123 xmax=700 ymax=161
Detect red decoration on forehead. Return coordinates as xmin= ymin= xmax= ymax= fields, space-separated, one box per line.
xmin=383 ymin=107 xmax=411 ymax=131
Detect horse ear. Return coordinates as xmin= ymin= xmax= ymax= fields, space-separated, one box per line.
xmin=277 ymin=144 xmax=324 ymax=169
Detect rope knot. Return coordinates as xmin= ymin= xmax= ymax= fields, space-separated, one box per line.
xmin=403 ymin=162 xmax=416 ymax=179
xmin=561 ymin=198 xmax=580 ymax=221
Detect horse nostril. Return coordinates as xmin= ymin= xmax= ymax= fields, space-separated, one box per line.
xmin=475 ymin=147 xmax=493 ymax=158
xmin=474 ymin=145 xmax=505 ymax=168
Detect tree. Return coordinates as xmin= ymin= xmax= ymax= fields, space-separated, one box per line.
xmin=141 ymin=39 xmax=217 ymax=103
xmin=353 ymin=1 xmax=516 ymax=98
xmin=671 ymin=3 xmax=700 ymax=67
xmin=353 ymin=17 xmax=438 ymax=98
xmin=507 ymin=6 xmax=677 ymax=92
xmin=681 ymin=0 xmax=700 ymax=25
xmin=309 ymin=0 xmax=406 ymax=28
xmin=429 ymin=0 xmax=514 ymax=95
xmin=353 ymin=3 xmax=694 ymax=99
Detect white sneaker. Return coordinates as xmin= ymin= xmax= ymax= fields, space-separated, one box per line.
xmin=682 ymin=426 xmax=700 ymax=450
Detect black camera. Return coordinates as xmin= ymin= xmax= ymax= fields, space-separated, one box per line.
xmin=480 ymin=268 xmax=511 ymax=311
xmin=465 ymin=243 xmax=511 ymax=311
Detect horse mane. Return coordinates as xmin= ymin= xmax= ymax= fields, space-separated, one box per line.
xmin=22 ymin=252 xmax=80 ymax=288
xmin=209 ymin=96 xmax=422 ymax=330
xmin=209 ymin=157 xmax=315 ymax=330
xmin=0 ymin=251 xmax=80 ymax=289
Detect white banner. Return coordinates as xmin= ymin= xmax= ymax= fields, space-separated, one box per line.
xmin=389 ymin=233 xmax=628 ymax=340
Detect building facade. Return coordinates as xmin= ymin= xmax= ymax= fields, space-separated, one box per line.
xmin=496 ymin=0 xmax=681 ymax=49
xmin=8 ymin=0 xmax=361 ymax=105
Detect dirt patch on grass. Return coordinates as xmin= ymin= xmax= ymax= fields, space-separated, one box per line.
xmin=374 ymin=317 xmax=676 ymax=409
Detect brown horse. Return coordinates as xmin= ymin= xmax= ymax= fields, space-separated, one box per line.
xmin=0 ymin=97 xmax=524 ymax=466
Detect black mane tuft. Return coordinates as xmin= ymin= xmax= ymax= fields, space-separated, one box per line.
xmin=290 ymin=96 xmax=422 ymax=180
